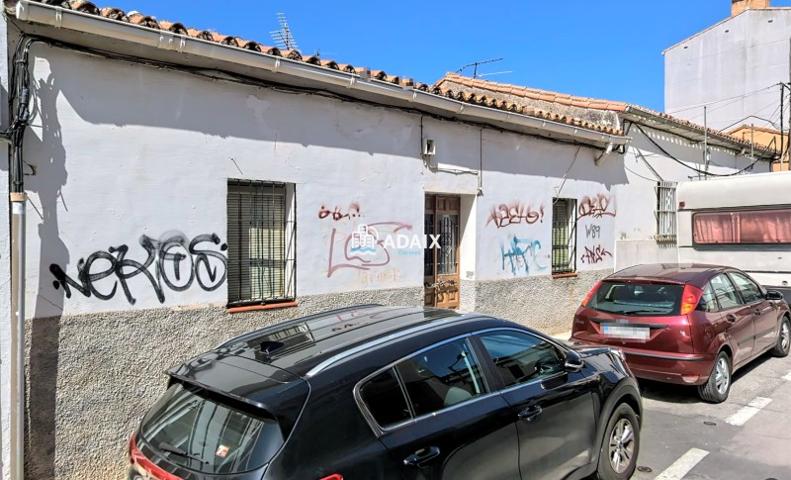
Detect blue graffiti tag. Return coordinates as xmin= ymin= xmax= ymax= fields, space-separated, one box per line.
xmin=501 ymin=237 xmax=547 ymax=275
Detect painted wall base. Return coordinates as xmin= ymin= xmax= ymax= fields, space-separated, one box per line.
xmin=471 ymin=270 xmax=608 ymax=334
xmin=24 ymin=287 xmax=422 ymax=480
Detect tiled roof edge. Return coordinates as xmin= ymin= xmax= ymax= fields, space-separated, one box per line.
xmin=9 ymin=0 xmax=626 ymax=137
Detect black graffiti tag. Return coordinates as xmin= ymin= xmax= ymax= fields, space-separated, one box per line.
xmin=50 ymin=233 xmax=228 ymax=305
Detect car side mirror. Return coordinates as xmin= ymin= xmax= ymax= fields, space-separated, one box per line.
xmin=564 ymin=350 xmax=584 ymax=373
xmin=766 ymin=290 xmax=785 ymax=301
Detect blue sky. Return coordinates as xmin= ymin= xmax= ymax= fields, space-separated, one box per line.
xmin=104 ymin=1 xmax=791 ymax=111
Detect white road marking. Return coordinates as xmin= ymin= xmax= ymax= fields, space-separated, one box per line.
xmin=783 ymin=371 xmax=791 ymax=382
xmin=725 ymin=396 xmax=773 ymax=427
xmin=655 ymin=448 xmax=710 ymax=480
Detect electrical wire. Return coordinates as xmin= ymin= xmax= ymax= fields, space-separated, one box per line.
xmin=634 ymin=123 xmax=765 ymax=177
xmin=3 ymin=36 xmax=41 ymax=193
xmin=624 ymin=162 xmax=661 ymax=183
xmin=719 ymin=103 xmax=783 ymax=133
xmin=667 ymin=83 xmax=782 ymax=116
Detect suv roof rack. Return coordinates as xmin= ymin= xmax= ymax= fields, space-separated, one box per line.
xmin=215 ymin=304 xmax=385 ymax=349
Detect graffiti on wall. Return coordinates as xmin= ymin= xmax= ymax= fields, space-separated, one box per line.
xmin=50 ymin=232 xmax=227 ymax=305
xmin=500 ymin=236 xmax=548 ymax=276
xmin=578 ymin=194 xmax=616 ymax=219
xmin=577 ymin=193 xmax=615 ymax=266
xmin=326 ymin=221 xmax=413 ymax=277
xmin=487 ymin=202 xmax=545 ymax=229
xmin=580 ymin=245 xmax=613 ymax=264
xmin=585 ymin=224 xmax=601 ymax=239
xmin=318 ymin=202 xmax=361 ymax=222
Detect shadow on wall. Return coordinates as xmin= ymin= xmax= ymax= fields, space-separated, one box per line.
xmin=25 ymin=70 xmax=66 ymax=479
xmin=35 ymin=42 xmax=636 ymax=186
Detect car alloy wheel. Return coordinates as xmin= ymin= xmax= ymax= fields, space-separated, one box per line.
xmin=608 ymin=418 xmax=636 ymax=474
xmin=714 ymin=356 xmax=730 ymax=396
xmin=782 ymin=321 xmax=790 ymax=352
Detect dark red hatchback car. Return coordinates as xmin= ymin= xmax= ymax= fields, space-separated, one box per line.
xmin=572 ymin=264 xmax=790 ymax=403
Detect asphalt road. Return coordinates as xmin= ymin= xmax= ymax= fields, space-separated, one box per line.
xmin=633 ymin=350 xmax=791 ymax=480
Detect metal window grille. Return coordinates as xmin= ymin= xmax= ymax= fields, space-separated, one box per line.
xmin=552 ymin=199 xmax=577 ymax=274
xmin=656 ymin=181 xmax=677 ymax=243
xmin=437 ymin=214 xmax=459 ymax=275
xmin=227 ymin=180 xmax=296 ymax=306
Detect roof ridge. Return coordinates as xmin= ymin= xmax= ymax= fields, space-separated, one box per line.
xmin=437 ymin=72 xmax=629 ymax=111
xmin=437 ymin=73 xmax=777 ymax=155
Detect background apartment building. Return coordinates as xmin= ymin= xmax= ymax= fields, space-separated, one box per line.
xmin=665 ymin=0 xmax=791 ymax=170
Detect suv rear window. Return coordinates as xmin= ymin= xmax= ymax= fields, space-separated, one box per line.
xmin=140 ymin=384 xmax=283 ymax=475
xmin=590 ymin=281 xmax=683 ymax=316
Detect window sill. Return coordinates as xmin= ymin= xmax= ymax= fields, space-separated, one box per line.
xmin=227 ymin=300 xmax=298 ymax=314
xmin=552 ymin=272 xmax=578 ymax=280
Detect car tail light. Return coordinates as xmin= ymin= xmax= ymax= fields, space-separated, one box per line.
xmin=581 ymin=280 xmax=603 ymax=307
xmin=680 ymin=284 xmax=704 ymax=315
xmin=129 ymin=434 xmax=184 ymax=480
xmin=319 ymin=475 xmax=344 ymax=480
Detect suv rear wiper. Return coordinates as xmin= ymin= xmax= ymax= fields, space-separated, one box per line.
xmin=158 ymin=441 xmax=207 ymax=464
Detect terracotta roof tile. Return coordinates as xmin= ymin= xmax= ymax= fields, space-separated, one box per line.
xmin=70 ymin=0 xmax=98 ymax=14
xmin=19 ymin=0 xmax=623 ymax=136
xmin=127 ymin=11 xmax=159 ymax=29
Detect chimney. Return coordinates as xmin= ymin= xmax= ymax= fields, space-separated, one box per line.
xmin=732 ymin=0 xmax=771 ymax=16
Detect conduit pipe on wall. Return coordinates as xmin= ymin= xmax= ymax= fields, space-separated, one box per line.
xmin=8 ymin=192 xmax=25 ymax=480
xmin=13 ymin=0 xmax=627 ymax=150
xmin=4 ymin=35 xmax=39 ymax=480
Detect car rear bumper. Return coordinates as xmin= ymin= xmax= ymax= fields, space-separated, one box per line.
xmin=571 ymin=337 xmax=715 ymax=386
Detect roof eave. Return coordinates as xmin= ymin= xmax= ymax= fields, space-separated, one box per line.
xmin=622 ymin=106 xmax=776 ymax=160
xmin=12 ymin=0 xmax=626 ymax=149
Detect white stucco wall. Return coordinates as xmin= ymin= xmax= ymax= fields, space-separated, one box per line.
xmin=665 ymin=8 xmax=791 ymax=130
xmin=17 ymin=43 xmax=770 ymax=321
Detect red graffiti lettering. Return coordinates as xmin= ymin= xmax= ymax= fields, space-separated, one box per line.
xmin=487 ymin=202 xmax=545 ymax=229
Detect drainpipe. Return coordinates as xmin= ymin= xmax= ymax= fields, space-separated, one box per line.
xmin=9 ymin=191 xmax=25 ymax=480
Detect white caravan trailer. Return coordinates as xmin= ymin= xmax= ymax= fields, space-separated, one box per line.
xmin=677 ymin=171 xmax=791 ymax=299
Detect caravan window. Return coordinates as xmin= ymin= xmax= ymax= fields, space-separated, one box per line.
xmin=693 ymin=208 xmax=791 ymax=245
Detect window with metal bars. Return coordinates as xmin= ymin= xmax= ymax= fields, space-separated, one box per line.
xmin=227 ymin=180 xmax=296 ymax=306
xmin=552 ymin=198 xmax=577 ymax=274
xmin=656 ymin=181 xmax=677 ymax=242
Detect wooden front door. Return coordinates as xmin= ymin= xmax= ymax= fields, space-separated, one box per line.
xmin=424 ymin=194 xmax=461 ymax=309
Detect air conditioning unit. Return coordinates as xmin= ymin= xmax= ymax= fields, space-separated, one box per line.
xmin=422 ymin=138 xmax=436 ymax=157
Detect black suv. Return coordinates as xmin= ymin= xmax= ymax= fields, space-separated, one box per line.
xmin=129 ymin=305 xmax=642 ymax=480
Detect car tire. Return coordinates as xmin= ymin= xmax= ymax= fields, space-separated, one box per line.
xmin=595 ymin=403 xmax=640 ymax=480
xmin=698 ymin=351 xmax=731 ymax=403
xmin=770 ymin=316 xmax=791 ymax=358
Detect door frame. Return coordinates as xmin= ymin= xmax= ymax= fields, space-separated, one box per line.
xmin=424 ymin=194 xmax=461 ymax=309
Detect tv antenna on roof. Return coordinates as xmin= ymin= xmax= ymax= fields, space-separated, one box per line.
xmin=270 ymin=13 xmax=300 ymax=51
xmin=456 ymin=57 xmax=505 ymax=79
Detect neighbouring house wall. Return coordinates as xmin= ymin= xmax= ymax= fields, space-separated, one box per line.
xmin=12 ymin=41 xmax=765 ymax=479
xmin=665 ymin=9 xmax=791 ymax=130
xmin=613 ymin=125 xmax=769 ymax=270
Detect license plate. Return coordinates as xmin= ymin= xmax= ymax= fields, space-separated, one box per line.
xmin=602 ymin=324 xmax=650 ymax=341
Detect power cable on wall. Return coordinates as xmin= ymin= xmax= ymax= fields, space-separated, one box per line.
xmin=634 ymin=124 xmax=764 ymax=177
xmin=553 ymin=146 xmax=583 ymax=203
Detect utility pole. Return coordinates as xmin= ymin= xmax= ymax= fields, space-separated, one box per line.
xmin=781 ymin=83 xmax=785 ymax=161
xmin=703 ymin=106 xmax=710 ymax=178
